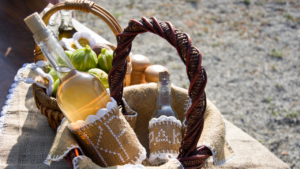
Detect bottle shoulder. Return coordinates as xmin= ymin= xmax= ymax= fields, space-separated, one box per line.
xmin=152 ymin=105 xmax=178 ymax=119
xmin=60 ymin=69 xmax=96 ymax=83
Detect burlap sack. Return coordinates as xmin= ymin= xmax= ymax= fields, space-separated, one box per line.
xmin=0 ymin=66 xmax=290 ymax=169
xmin=46 ymin=83 xmax=235 ymax=168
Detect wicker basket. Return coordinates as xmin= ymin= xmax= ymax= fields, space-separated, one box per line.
xmin=106 ymin=16 xmax=209 ymax=168
xmin=33 ymin=1 xmax=212 ymax=168
xmin=32 ymin=0 xmax=131 ymax=130
xmin=59 ymin=16 xmax=211 ymax=168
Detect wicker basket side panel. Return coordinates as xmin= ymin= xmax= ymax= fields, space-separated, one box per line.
xmin=32 ymin=84 xmax=60 ymax=110
xmin=32 ymin=84 xmax=64 ymax=130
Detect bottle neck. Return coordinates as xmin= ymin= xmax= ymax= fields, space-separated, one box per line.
xmin=34 ymin=28 xmax=75 ymax=80
xmin=59 ymin=10 xmax=74 ymax=30
xmin=59 ymin=19 xmax=74 ymax=30
xmin=157 ymin=80 xmax=172 ymax=107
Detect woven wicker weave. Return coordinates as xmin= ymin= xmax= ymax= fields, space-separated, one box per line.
xmin=32 ymin=0 xmax=128 ymax=130
xmin=109 ymin=17 xmax=210 ymax=168
xmin=32 ymin=1 xmax=212 ymax=168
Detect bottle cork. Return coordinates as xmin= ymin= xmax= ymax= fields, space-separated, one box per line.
xmin=130 ymin=54 xmax=150 ymax=85
xmin=24 ymin=12 xmax=47 ymax=35
xmin=158 ymin=71 xmax=170 ymax=81
xmin=145 ymin=65 xmax=169 ymax=83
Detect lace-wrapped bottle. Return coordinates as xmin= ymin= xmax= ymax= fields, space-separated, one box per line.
xmin=24 ymin=12 xmax=110 ymax=123
xmin=149 ymin=71 xmax=182 ymax=165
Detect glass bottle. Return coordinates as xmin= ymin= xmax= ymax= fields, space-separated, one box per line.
xmin=58 ymin=10 xmax=77 ymax=40
xmin=24 ymin=12 xmax=111 ymax=123
xmin=149 ymin=71 xmax=182 ymax=166
xmin=151 ymin=71 xmax=178 ymax=118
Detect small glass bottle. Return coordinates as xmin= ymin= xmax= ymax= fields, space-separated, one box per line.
xmin=148 ymin=71 xmax=182 ymax=166
xmin=58 ymin=10 xmax=77 ymax=40
xmin=24 ymin=12 xmax=111 ymax=123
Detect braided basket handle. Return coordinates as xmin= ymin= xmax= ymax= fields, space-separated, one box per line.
xmin=34 ymin=0 xmax=123 ymax=62
xmin=109 ymin=17 xmax=211 ymax=168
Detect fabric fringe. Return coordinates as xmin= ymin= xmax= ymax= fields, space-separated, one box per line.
xmin=0 ymin=63 xmax=30 ymax=146
xmin=201 ymin=141 xmax=236 ymax=166
xmin=72 ymin=155 xmax=91 ymax=169
xmin=44 ymin=144 xmax=83 ymax=166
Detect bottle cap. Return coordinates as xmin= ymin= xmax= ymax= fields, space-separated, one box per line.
xmin=145 ymin=65 xmax=169 ymax=83
xmin=24 ymin=12 xmax=47 ymax=34
xmin=159 ymin=71 xmax=170 ymax=81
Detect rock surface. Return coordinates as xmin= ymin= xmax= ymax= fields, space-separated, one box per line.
xmin=76 ymin=0 xmax=300 ymax=168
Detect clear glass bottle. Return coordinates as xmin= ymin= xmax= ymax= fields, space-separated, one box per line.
xmin=151 ymin=71 xmax=178 ymax=118
xmin=149 ymin=71 xmax=182 ymax=166
xmin=24 ymin=12 xmax=111 ymax=123
xmin=58 ymin=10 xmax=77 ymax=40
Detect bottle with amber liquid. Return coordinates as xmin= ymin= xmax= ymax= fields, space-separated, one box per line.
xmin=148 ymin=71 xmax=182 ymax=165
xmin=24 ymin=12 xmax=111 ymax=123
xmin=58 ymin=10 xmax=77 ymax=40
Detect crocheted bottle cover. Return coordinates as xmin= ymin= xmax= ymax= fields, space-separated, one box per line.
xmin=68 ymin=98 xmax=146 ymax=167
xmin=148 ymin=115 xmax=182 ymax=165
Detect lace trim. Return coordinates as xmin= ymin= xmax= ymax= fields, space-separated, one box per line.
xmin=198 ymin=113 xmax=236 ymax=166
xmin=72 ymin=155 xmax=91 ymax=169
xmin=149 ymin=115 xmax=182 ymax=128
xmin=122 ymin=97 xmax=137 ymax=115
xmin=67 ymin=98 xmax=118 ymax=131
xmin=0 ymin=64 xmax=29 ymax=146
xmin=149 ymin=150 xmax=179 ymax=163
xmin=72 ymin=155 xmax=182 ymax=169
xmin=123 ymin=164 xmax=145 ymax=169
xmin=44 ymin=144 xmax=83 ymax=166
xmin=201 ymin=141 xmax=236 ymax=166
xmin=124 ymin=112 xmax=137 ymax=121
xmin=202 ymin=114 xmax=236 ymax=166
xmin=14 ymin=62 xmax=54 ymax=96
xmin=167 ymin=158 xmax=184 ymax=168
xmin=122 ymin=97 xmax=138 ymax=123
xmin=132 ymin=144 xmax=147 ymax=165
xmin=56 ymin=117 xmax=67 ymax=132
